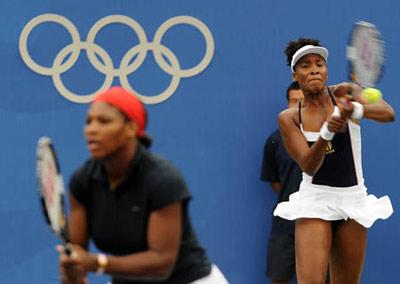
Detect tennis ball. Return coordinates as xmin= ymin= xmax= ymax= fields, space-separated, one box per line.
xmin=362 ymin=88 xmax=382 ymax=103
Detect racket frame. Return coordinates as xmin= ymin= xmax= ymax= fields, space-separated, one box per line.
xmin=36 ymin=136 xmax=71 ymax=255
xmin=347 ymin=20 xmax=385 ymax=88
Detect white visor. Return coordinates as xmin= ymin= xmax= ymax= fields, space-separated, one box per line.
xmin=290 ymin=45 xmax=328 ymax=72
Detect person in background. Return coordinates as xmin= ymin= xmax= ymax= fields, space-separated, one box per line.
xmin=57 ymin=86 xmax=229 ymax=284
xmin=260 ymin=81 xmax=303 ymax=284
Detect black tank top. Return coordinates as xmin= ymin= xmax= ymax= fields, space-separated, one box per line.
xmin=299 ymin=88 xmax=358 ymax=187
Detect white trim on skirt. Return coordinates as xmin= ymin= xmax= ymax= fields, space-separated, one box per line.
xmin=189 ymin=264 xmax=229 ymax=284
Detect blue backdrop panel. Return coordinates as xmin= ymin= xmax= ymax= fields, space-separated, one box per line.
xmin=0 ymin=0 xmax=399 ymax=283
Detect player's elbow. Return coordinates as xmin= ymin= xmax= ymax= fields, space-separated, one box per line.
xmin=380 ymin=104 xmax=395 ymax=122
xmin=300 ymin=159 xmax=321 ymax=177
xmin=303 ymin=167 xmax=318 ymax=177
xmin=387 ymin=109 xmax=395 ymax=122
xmin=151 ymin=252 xmax=177 ymax=279
xmin=380 ymin=109 xmax=395 ymax=122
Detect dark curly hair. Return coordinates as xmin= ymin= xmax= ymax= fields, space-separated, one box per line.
xmin=285 ymin=38 xmax=321 ymax=67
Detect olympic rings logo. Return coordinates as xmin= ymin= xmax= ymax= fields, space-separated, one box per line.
xmin=19 ymin=14 xmax=215 ymax=104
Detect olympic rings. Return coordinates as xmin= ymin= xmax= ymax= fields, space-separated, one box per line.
xmin=19 ymin=14 xmax=215 ymax=104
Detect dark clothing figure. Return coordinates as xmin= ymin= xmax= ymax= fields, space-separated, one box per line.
xmin=70 ymin=145 xmax=211 ymax=284
xmin=261 ymin=130 xmax=302 ymax=281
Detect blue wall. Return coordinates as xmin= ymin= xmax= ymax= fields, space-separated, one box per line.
xmin=1 ymin=0 xmax=399 ymax=283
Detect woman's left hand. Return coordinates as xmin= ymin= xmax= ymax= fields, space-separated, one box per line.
xmin=333 ymin=82 xmax=362 ymax=99
xmin=333 ymin=82 xmax=352 ymax=98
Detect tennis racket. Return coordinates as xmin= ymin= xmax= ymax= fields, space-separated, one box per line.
xmin=36 ymin=136 xmax=71 ymax=255
xmin=347 ymin=20 xmax=385 ymax=88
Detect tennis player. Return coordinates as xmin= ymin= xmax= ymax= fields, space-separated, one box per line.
xmin=274 ymin=38 xmax=395 ymax=283
xmin=57 ymin=86 xmax=228 ymax=284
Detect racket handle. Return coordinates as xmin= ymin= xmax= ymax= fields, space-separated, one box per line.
xmin=60 ymin=227 xmax=71 ymax=255
xmin=64 ymin=242 xmax=72 ymax=256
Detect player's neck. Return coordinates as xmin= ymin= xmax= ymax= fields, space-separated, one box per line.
xmin=105 ymin=139 xmax=138 ymax=190
xmin=303 ymin=88 xmax=330 ymax=107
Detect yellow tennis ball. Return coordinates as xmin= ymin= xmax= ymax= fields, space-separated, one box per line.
xmin=362 ymin=88 xmax=382 ymax=103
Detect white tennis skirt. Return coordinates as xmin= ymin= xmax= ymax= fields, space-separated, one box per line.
xmin=273 ymin=181 xmax=393 ymax=228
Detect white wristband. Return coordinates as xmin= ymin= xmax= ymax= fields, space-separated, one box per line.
xmin=320 ymin=121 xmax=335 ymax=141
xmin=351 ymin=102 xmax=364 ymax=120
xmin=96 ymin=253 xmax=108 ymax=275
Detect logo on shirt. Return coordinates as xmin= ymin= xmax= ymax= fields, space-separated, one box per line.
xmin=325 ymin=141 xmax=335 ymax=154
xmin=131 ymin=205 xmax=142 ymax=213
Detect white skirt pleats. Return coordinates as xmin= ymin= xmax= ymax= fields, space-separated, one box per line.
xmin=273 ymin=181 xmax=393 ymax=228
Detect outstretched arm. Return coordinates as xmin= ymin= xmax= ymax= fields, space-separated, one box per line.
xmin=333 ymin=82 xmax=395 ymax=122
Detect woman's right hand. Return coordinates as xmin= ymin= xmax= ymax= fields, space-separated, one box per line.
xmin=57 ymin=245 xmax=88 ymax=284
xmin=327 ymin=98 xmax=354 ymax=133
xmin=327 ymin=115 xmax=347 ymax=133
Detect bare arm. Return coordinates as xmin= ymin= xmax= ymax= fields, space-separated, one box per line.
xmin=104 ymin=202 xmax=182 ymax=280
xmin=270 ymin=182 xmax=282 ymax=193
xmin=68 ymin=193 xmax=89 ymax=248
xmin=359 ymin=99 xmax=395 ymax=122
xmin=62 ymin=202 xmax=182 ymax=281
xmin=332 ymin=82 xmax=395 ymax=122
xmin=58 ymin=194 xmax=89 ymax=284
xmin=278 ymin=109 xmax=329 ymax=176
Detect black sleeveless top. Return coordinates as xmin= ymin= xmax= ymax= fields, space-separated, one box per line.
xmin=299 ymin=88 xmax=358 ymax=187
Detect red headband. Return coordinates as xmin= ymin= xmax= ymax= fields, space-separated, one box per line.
xmin=93 ymin=87 xmax=146 ymax=137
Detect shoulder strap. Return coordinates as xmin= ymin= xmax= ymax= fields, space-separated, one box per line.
xmin=327 ymin=87 xmax=337 ymax=106
xmin=298 ymin=101 xmax=302 ymax=124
